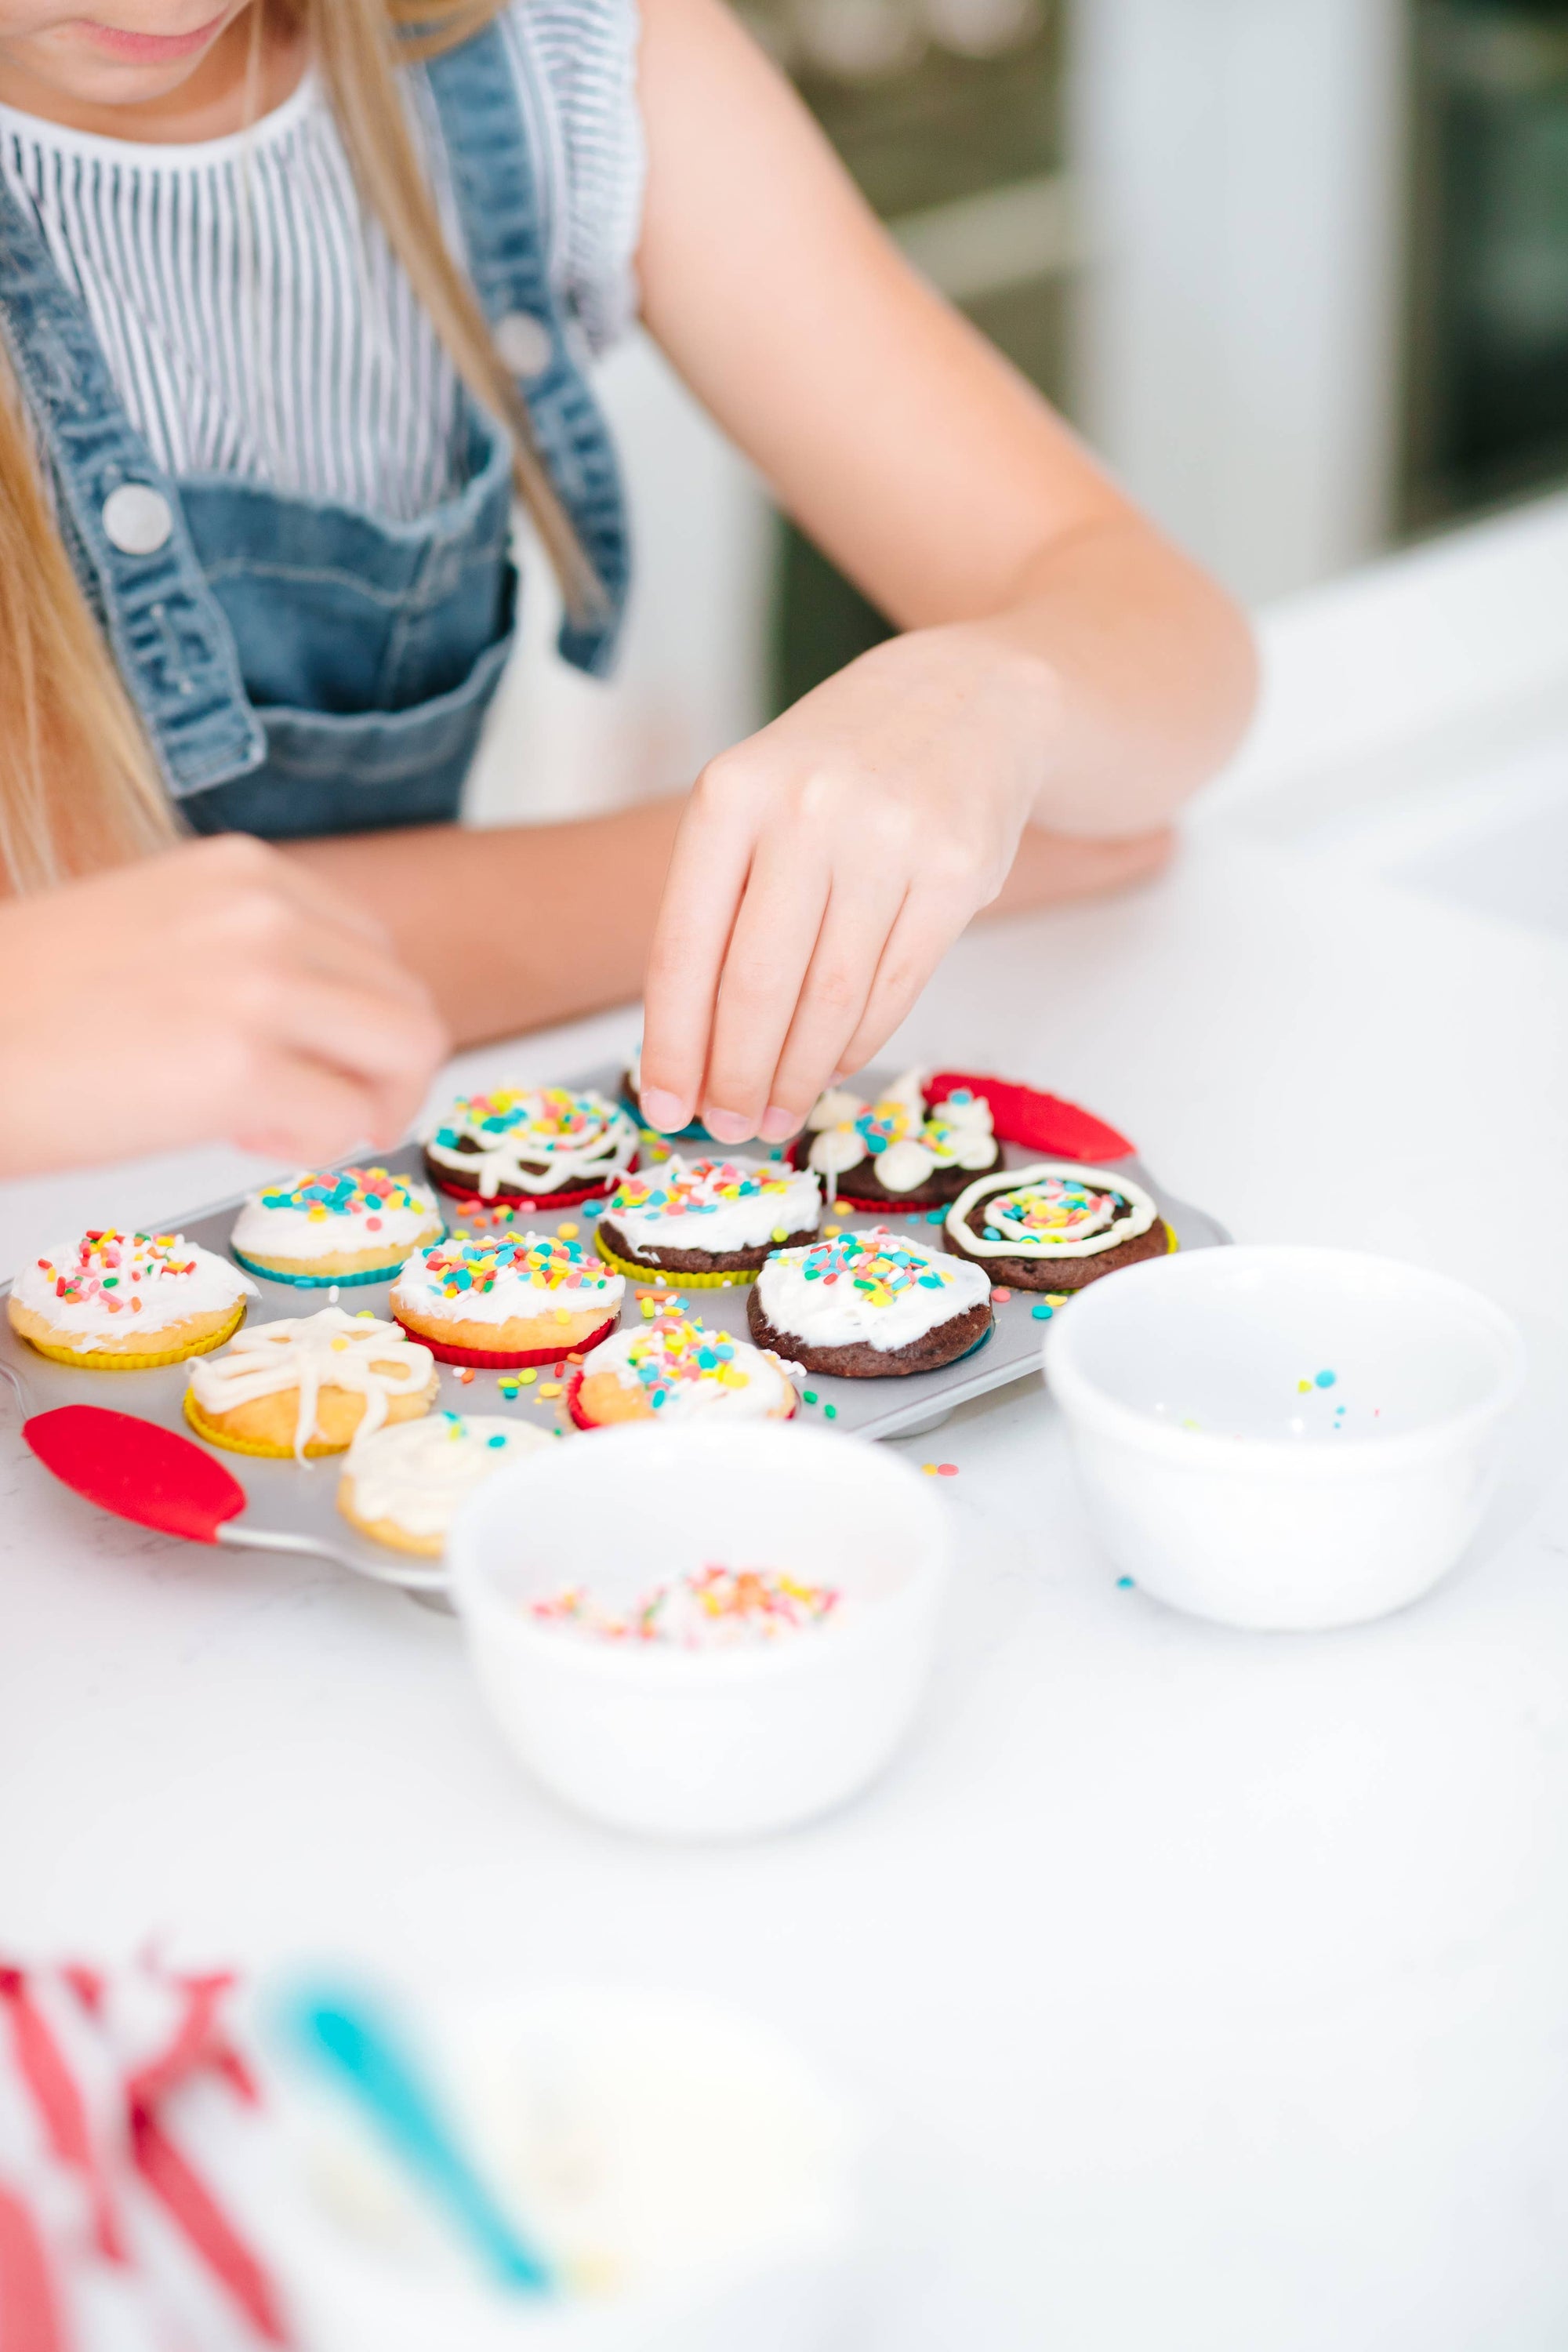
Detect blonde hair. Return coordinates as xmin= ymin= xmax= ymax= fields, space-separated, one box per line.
xmin=0 ymin=0 xmax=596 ymax=891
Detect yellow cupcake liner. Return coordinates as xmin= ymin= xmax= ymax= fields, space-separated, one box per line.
xmin=183 ymin=1387 xmax=347 ymax=1460
xmin=22 ymin=1298 xmax=248 ymax=1374
xmin=593 ymin=1232 xmax=760 ymax=1290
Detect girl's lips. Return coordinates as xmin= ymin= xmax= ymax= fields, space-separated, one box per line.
xmin=68 ymin=9 xmax=230 ymax=63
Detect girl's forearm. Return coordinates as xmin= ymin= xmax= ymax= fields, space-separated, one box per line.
xmin=951 ymin=513 xmax=1258 ymax=840
xmin=277 ymin=796 xmax=686 ymax=1047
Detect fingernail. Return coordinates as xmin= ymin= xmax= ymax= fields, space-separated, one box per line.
xmin=639 ymin=1087 xmax=687 ymax=1133
xmin=702 ymin=1108 xmax=757 ymax=1145
xmin=760 ymin=1105 xmax=798 ymax=1143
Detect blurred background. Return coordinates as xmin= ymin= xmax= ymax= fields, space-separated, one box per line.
xmin=470 ymin=0 xmax=1568 ymax=822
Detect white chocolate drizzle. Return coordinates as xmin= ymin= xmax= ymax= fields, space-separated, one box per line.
xmin=945 ymin=1163 xmax=1158 ymax=1259
xmin=187 ymin=1308 xmax=435 ymax=1460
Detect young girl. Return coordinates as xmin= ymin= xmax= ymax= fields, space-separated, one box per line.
xmin=0 ymin=0 xmax=1254 ymax=1180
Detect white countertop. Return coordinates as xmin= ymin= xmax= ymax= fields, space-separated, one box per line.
xmin=5 ymin=809 xmax=1568 ymax=2348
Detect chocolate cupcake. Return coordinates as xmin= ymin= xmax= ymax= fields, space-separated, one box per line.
xmin=421 ymin=1085 xmax=636 ymax=1208
xmin=944 ymin=1163 xmax=1171 ymax=1291
xmin=597 ymin=1156 xmax=822 ymax=1285
xmin=803 ymin=1069 xmax=1000 ymax=1207
xmin=748 ymin=1227 xmax=993 ymax=1377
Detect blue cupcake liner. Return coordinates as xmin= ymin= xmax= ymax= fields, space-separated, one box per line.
xmin=230 ymin=1247 xmax=407 ymax=1290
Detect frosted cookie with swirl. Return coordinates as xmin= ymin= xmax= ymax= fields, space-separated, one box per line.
xmin=338 ymin=1412 xmax=552 ymax=1557
xmin=9 ymin=1232 xmax=256 ymax=1370
xmin=568 ymin=1302 xmax=797 ymax=1427
xmin=749 ymin=1228 xmax=992 ymax=1377
xmin=944 ymin=1163 xmax=1172 ymax=1291
xmin=230 ymin=1166 xmax=442 ymax=1286
xmin=803 ymin=1069 xmax=1000 ymax=1208
xmin=184 ymin=1308 xmax=438 ymax=1460
xmin=421 ymin=1085 xmax=637 ymax=1207
xmin=596 ymin=1157 xmax=821 ymax=1285
xmin=390 ymin=1232 xmax=624 ymax=1367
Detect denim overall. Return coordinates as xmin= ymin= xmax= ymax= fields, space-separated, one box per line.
xmin=0 ymin=22 xmax=630 ymax=838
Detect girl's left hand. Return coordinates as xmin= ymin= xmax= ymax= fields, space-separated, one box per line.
xmin=637 ymin=626 xmax=1165 ymax=1146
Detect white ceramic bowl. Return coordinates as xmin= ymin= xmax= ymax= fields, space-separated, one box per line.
xmin=1044 ymin=1245 xmax=1526 ymax=1631
xmin=448 ymin=1420 xmax=949 ymax=1837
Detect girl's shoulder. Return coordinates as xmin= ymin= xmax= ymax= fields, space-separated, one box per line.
xmin=489 ymin=0 xmax=645 ymax=351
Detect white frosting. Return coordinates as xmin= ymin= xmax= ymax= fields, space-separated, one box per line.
xmin=230 ymin=1171 xmax=441 ymax=1265
xmin=390 ymin=1235 xmax=623 ymax=1328
xmin=187 ymin=1308 xmax=434 ymax=1460
xmin=946 ymin=1163 xmax=1158 ymax=1260
xmin=580 ymin=1321 xmax=796 ymax=1419
xmin=423 ymin=1087 xmax=636 ymax=1200
xmin=603 ymin=1158 xmax=821 ymax=1261
xmin=11 ymin=1233 xmax=255 ymax=1348
xmin=805 ymin=1069 xmax=995 ymax=1195
xmin=754 ymin=1227 xmax=990 ymax=1353
xmin=343 ymin=1413 xmax=551 ymax=1541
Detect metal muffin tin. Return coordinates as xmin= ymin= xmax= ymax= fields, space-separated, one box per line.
xmin=0 ymin=1062 xmax=1229 ymax=1593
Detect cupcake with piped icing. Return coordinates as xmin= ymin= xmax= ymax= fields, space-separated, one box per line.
xmin=390 ymin=1232 xmax=624 ymax=1367
xmin=803 ymin=1069 xmax=1000 ymax=1208
xmin=944 ymin=1163 xmax=1171 ymax=1291
xmin=421 ymin=1085 xmax=636 ymax=1208
xmin=596 ymin=1157 xmax=821 ymax=1286
xmin=568 ymin=1301 xmax=797 ymax=1427
xmin=338 ymin=1411 xmax=553 ymax=1556
xmin=184 ymin=1307 xmax=437 ymax=1459
xmin=230 ymin=1167 xmax=442 ymax=1286
xmin=9 ymin=1231 xmax=255 ymax=1369
xmin=749 ymin=1226 xmax=992 ymax=1377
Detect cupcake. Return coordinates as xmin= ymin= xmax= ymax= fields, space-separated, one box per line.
xmin=945 ymin=1163 xmax=1171 ymax=1291
xmin=803 ymin=1069 xmax=1000 ymax=1207
xmin=337 ymin=1411 xmax=553 ymax=1557
xmin=230 ymin=1166 xmax=442 ymax=1287
xmin=748 ymin=1227 xmax=992 ymax=1377
xmin=183 ymin=1308 xmax=438 ymax=1460
xmin=390 ymin=1232 xmax=624 ymax=1367
xmin=568 ymin=1301 xmax=797 ymax=1427
xmin=9 ymin=1231 xmax=255 ymax=1370
xmin=421 ymin=1085 xmax=636 ymax=1208
xmin=596 ymin=1157 xmax=821 ymax=1285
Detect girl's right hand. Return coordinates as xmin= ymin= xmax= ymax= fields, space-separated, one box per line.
xmin=0 ymin=836 xmax=448 ymax=1178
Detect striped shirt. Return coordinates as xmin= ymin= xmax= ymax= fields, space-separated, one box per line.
xmin=0 ymin=2 xmax=643 ymax=523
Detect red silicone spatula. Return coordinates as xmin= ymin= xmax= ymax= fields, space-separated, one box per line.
xmin=20 ymin=1404 xmax=427 ymax=1585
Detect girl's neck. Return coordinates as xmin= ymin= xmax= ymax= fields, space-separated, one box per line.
xmin=0 ymin=7 xmax=309 ymax=144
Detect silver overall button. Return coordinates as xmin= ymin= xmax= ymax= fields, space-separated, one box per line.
xmin=495 ymin=310 xmax=554 ymax=379
xmin=103 ymin=483 xmax=173 ymax=556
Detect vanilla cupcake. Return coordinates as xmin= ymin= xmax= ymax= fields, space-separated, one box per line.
xmin=9 ymin=1231 xmax=255 ymax=1369
xmin=596 ymin=1157 xmax=821 ymax=1285
xmin=421 ymin=1085 xmax=636 ymax=1207
xmin=390 ymin=1232 xmax=624 ymax=1367
xmin=749 ymin=1227 xmax=993 ymax=1377
xmin=184 ymin=1308 xmax=438 ymax=1460
xmin=338 ymin=1412 xmax=553 ymax=1557
xmin=569 ymin=1302 xmax=797 ymax=1427
xmin=230 ymin=1166 xmax=442 ymax=1286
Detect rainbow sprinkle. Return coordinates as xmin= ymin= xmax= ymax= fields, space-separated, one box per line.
xmin=412 ymin=1232 xmax=615 ymax=1301
xmin=529 ymin=1563 xmax=840 ymax=1648
xmin=256 ymin=1167 xmax=425 ymax=1228
xmin=608 ymin=1160 xmax=803 ymax=1221
xmin=984 ymin=1175 xmax=1122 ymax=1243
xmin=37 ymin=1231 xmax=201 ymax=1313
xmin=603 ymin=1303 xmax=756 ymax=1409
xmin=784 ymin=1226 xmax=960 ymax=1308
xmin=434 ymin=1087 xmax=619 ymax=1152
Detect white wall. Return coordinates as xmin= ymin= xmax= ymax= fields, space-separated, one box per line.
xmin=1070 ymin=0 xmax=1410 ymax=603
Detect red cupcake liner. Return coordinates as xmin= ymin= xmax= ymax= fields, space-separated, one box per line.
xmin=394 ymin=1312 xmax=619 ymax=1369
xmin=427 ymin=1173 xmax=624 ymax=1217
xmin=565 ymin=1363 xmax=798 ymax=1430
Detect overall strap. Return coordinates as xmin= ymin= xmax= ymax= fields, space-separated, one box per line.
xmin=0 ymin=176 xmax=265 ymax=797
xmin=421 ymin=20 xmax=631 ymax=677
